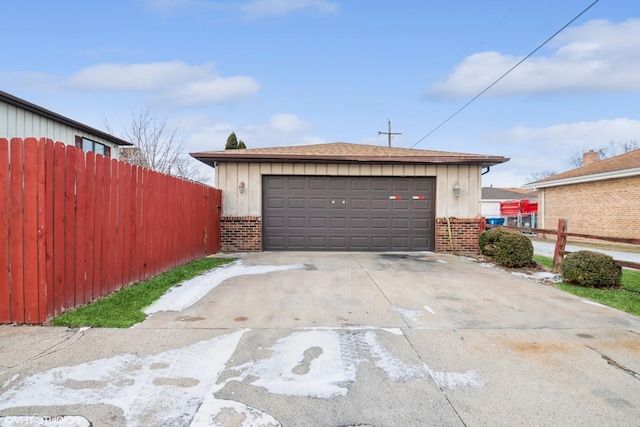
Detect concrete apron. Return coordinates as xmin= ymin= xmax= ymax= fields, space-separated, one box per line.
xmin=0 ymin=252 xmax=639 ymax=426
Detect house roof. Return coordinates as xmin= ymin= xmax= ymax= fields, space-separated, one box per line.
xmin=482 ymin=187 xmax=537 ymax=201
xmin=524 ymin=148 xmax=640 ymax=189
xmin=0 ymin=90 xmax=132 ymax=147
xmin=191 ymin=142 xmax=509 ymax=168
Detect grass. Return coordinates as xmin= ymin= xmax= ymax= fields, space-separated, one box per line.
xmin=52 ymin=257 xmax=235 ymax=328
xmin=535 ymin=255 xmax=640 ymax=317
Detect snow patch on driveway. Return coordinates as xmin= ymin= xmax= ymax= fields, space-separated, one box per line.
xmin=220 ymin=329 xmax=482 ymax=398
xmin=0 ymin=330 xmax=247 ymax=427
xmin=144 ymin=261 xmax=305 ymax=314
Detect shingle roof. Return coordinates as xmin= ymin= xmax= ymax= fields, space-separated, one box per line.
xmin=527 ymin=148 xmax=640 ymax=187
xmin=0 ymin=90 xmax=132 ymax=146
xmin=191 ymin=142 xmax=509 ymax=168
xmin=482 ymin=187 xmax=537 ymax=200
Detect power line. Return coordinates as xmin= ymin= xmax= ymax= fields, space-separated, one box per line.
xmin=411 ymin=0 xmax=601 ymax=149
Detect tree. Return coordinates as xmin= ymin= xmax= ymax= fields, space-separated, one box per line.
xmin=225 ymin=132 xmax=247 ymax=150
xmin=106 ymin=109 xmax=208 ymax=183
xmin=526 ymin=170 xmax=556 ymax=182
xmin=569 ymin=139 xmax=639 ymax=168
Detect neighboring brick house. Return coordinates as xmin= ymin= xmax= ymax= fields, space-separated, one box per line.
xmin=523 ymin=149 xmax=640 ymax=238
xmin=0 ymin=90 xmax=132 ymax=158
xmin=191 ymin=142 xmax=508 ymax=254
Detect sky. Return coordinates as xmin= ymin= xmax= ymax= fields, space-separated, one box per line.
xmin=2 ymin=0 xmax=639 ymax=187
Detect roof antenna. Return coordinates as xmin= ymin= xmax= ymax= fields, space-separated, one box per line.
xmin=378 ymin=119 xmax=401 ymax=147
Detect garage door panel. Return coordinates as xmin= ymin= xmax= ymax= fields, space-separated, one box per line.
xmin=351 ymin=180 xmax=368 ymax=191
xmin=309 ymin=178 xmax=327 ymax=190
xmin=372 ymin=179 xmax=390 ymax=190
xmin=263 ymin=176 xmax=434 ymax=251
xmin=267 ymin=197 xmax=285 ymax=209
xmin=329 ymin=236 xmax=348 ymax=249
xmin=351 ymin=199 xmax=368 ymax=210
xmin=287 ymin=236 xmax=306 ymax=248
xmin=308 ymin=236 xmax=326 ymax=247
xmin=331 ymin=179 xmax=348 ymax=190
xmin=288 ymin=217 xmax=305 ymax=228
xmin=350 ymin=217 xmax=368 ymax=228
xmin=371 ymin=199 xmax=389 ymax=210
xmin=371 ymin=218 xmax=389 ymax=228
xmin=288 ymin=178 xmax=305 ymax=190
xmin=392 ymin=218 xmax=410 ymax=229
xmin=392 ymin=200 xmax=410 ymax=210
xmin=412 ymin=218 xmax=431 ymax=229
xmin=309 ymin=198 xmax=326 ymax=209
xmin=393 ymin=180 xmax=411 ymax=191
xmin=266 ymin=236 xmax=285 ymax=249
xmin=309 ymin=217 xmax=327 ymax=228
xmin=288 ymin=198 xmax=305 ymax=209
xmin=330 ymin=217 xmax=347 ymax=229
xmin=412 ymin=200 xmax=433 ymax=210
xmin=268 ymin=217 xmax=285 ymax=228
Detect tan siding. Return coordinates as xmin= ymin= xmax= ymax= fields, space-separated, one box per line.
xmin=217 ymin=161 xmax=484 ymax=218
xmin=541 ymin=176 xmax=640 ymax=238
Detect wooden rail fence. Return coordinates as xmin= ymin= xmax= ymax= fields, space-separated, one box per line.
xmin=481 ymin=218 xmax=640 ymax=272
xmin=1 ymin=137 xmax=221 ymax=324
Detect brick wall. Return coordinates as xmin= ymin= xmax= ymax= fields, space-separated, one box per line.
xmin=542 ymin=176 xmax=640 ymax=238
xmin=221 ymin=216 xmax=262 ymax=252
xmin=435 ymin=217 xmax=482 ymax=254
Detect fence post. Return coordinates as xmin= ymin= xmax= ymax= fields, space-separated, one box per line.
xmin=553 ymin=219 xmax=567 ymax=272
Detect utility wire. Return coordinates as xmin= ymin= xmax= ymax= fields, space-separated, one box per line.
xmin=411 ymin=0 xmax=601 ymax=148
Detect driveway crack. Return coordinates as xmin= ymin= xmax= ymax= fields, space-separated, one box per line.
xmin=586 ymin=345 xmax=640 ymax=381
xmin=9 ymin=329 xmax=87 ymax=369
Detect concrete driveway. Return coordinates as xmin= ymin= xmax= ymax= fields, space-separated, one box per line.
xmin=1 ymin=252 xmax=639 ymax=426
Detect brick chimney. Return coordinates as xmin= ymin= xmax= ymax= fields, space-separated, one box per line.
xmin=583 ymin=149 xmax=599 ymax=166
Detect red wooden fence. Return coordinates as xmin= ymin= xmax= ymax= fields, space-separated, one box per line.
xmin=1 ymin=137 xmax=221 ymax=324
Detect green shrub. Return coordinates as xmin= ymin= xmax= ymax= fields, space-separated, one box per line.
xmin=492 ymin=232 xmax=534 ymax=268
xmin=478 ymin=228 xmax=513 ymax=257
xmin=562 ymin=250 xmax=621 ymax=288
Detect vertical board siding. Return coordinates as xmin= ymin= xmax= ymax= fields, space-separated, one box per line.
xmin=0 ymin=138 xmax=222 ymax=324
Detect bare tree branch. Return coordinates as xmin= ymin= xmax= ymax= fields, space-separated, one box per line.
xmin=106 ymin=109 xmax=208 ymax=184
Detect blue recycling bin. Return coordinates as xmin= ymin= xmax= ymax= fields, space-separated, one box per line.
xmin=486 ymin=218 xmax=505 ymax=226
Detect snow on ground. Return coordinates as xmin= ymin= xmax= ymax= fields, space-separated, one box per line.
xmin=392 ymin=307 xmax=424 ymax=325
xmin=0 ymin=330 xmax=247 ymax=426
xmin=144 ymin=261 xmax=305 ymax=314
xmin=0 ymin=328 xmax=482 ymax=426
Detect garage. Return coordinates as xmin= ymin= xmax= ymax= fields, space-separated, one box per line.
xmin=190 ymin=142 xmax=509 ymax=253
xmin=263 ymin=175 xmax=435 ymax=251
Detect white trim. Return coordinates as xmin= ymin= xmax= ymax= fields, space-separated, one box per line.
xmin=523 ymin=167 xmax=640 ymax=189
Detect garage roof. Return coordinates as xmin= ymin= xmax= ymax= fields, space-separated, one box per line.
xmin=191 ymin=142 xmax=509 ymax=168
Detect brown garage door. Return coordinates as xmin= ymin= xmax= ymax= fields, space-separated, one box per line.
xmin=263 ymin=176 xmax=435 ymax=251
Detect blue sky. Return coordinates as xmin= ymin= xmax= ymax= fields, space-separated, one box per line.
xmin=2 ymin=0 xmax=639 ymax=186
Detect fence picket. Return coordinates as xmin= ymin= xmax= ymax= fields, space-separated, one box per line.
xmin=0 ymin=139 xmax=10 ymax=323
xmin=22 ymin=138 xmax=39 ymax=322
xmin=2 ymin=139 xmax=221 ymax=324
xmin=9 ymin=139 xmax=25 ymax=323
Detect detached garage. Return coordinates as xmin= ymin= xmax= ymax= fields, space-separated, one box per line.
xmin=191 ymin=142 xmax=508 ymax=254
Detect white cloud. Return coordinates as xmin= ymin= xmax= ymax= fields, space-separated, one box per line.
xmin=482 ymin=118 xmax=640 ymax=187
xmin=269 ymin=113 xmax=310 ymax=133
xmin=67 ymin=61 xmax=259 ymax=106
xmin=182 ymin=113 xmax=325 ymax=153
xmin=143 ymin=0 xmax=221 ymax=15
xmin=429 ymin=19 xmax=640 ymax=99
xmin=240 ymin=0 xmax=338 ymax=19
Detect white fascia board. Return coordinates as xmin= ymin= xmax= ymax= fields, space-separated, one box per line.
xmin=523 ymin=167 xmax=640 ymax=190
